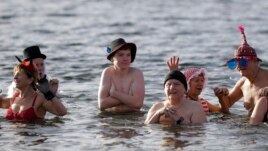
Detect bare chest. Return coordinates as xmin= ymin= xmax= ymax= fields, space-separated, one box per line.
xmin=11 ymin=98 xmax=33 ymax=114
xmin=111 ymin=76 xmax=134 ymax=93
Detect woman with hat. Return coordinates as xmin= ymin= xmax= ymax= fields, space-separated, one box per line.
xmin=167 ymin=56 xmax=222 ymax=113
xmin=214 ymin=25 xmax=268 ymax=125
xmin=8 ymin=46 xmax=59 ymax=99
xmin=144 ymin=70 xmax=206 ymax=124
xmin=0 ymin=59 xmax=66 ymax=122
xmin=98 ymin=38 xmax=145 ymax=112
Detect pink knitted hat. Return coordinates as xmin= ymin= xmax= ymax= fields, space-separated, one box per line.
xmin=234 ymin=25 xmax=261 ymax=61
xmin=183 ymin=67 xmax=207 ymax=90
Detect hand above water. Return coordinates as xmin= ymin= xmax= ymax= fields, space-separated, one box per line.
xmin=214 ymin=87 xmax=229 ymax=99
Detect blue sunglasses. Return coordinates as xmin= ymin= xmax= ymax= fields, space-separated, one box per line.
xmin=227 ymin=58 xmax=249 ymax=70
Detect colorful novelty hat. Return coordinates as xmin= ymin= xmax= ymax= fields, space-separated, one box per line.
xmin=234 ymin=25 xmax=261 ymax=61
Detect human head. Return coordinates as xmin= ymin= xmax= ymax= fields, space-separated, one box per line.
xmin=13 ymin=60 xmax=38 ymax=89
xmin=227 ymin=25 xmax=261 ymax=70
xmin=183 ymin=67 xmax=207 ymax=91
xmin=23 ymin=46 xmax=46 ymax=78
xmin=106 ymin=38 xmax=137 ymax=63
xmin=164 ymin=70 xmax=187 ymax=91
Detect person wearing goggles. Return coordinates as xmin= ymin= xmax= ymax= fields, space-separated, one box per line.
xmin=214 ymin=25 xmax=268 ymax=125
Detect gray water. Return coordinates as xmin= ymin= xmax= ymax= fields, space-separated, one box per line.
xmin=0 ymin=0 xmax=268 ymax=150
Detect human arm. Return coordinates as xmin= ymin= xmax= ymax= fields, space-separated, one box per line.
xmin=214 ymin=80 xmax=244 ymax=113
xmin=0 ymin=96 xmax=11 ymax=109
xmin=109 ymin=69 xmax=145 ymax=109
xmin=98 ymin=68 xmax=121 ymax=110
xmin=104 ymin=105 xmax=140 ymax=113
xmin=41 ymin=94 xmax=67 ymax=116
xmin=144 ymin=103 xmax=165 ymax=124
xmin=249 ymin=97 xmax=267 ymax=125
xmin=207 ymin=101 xmax=221 ymax=112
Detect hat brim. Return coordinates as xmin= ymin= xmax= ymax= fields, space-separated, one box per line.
xmin=24 ymin=54 xmax=47 ymax=61
xmin=107 ymin=43 xmax=136 ymax=63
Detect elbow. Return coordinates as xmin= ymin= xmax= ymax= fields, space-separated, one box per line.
xmin=132 ymin=98 xmax=144 ymax=109
xmin=98 ymin=101 xmax=107 ymax=111
xmin=58 ymin=108 xmax=67 ymax=116
xmin=132 ymin=102 xmax=143 ymax=110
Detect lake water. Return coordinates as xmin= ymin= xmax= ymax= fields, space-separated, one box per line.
xmin=0 ymin=0 xmax=268 ymax=150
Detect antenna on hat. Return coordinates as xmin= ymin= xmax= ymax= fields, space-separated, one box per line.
xmin=15 ymin=56 xmax=22 ymax=62
xmin=238 ymin=25 xmax=248 ymax=45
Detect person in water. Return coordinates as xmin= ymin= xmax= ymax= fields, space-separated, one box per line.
xmin=167 ymin=56 xmax=222 ymax=113
xmin=8 ymin=46 xmax=59 ymax=99
xmin=0 ymin=59 xmax=67 ymax=122
xmin=214 ymin=25 xmax=268 ymax=125
xmin=144 ymin=70 xmax=206 ymax=125
xmin=98 ymin=38 xmax=145 ymax=112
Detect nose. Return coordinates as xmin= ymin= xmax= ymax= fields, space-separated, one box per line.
xmin=13 ymin=72 xmax=19 ymax=80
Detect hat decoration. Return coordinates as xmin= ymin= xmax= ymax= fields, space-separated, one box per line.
xmin=106 ymin=38 xmax=137 ymax=63
xmin=234 ymin=25 xmax=261 ymax=61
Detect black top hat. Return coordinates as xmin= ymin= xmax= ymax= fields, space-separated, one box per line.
xmin=107 ymin=38 xmax=137 ymax=63
xmin=23 ymin=46 xmax=46 ymax=61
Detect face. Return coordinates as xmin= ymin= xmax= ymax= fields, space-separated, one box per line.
xmin=188 ymin=74 xmax=205 ymax=96
xmin=32 ymin=58 xmax=45 ymax=79
xmin=165 ymin=79 xmax=186 ymax=100
xmin=112 ymin=49 xmax=131 ymax=69
xmin=236 ymin=59 xmax=258 ymax=77
xmin=13 ymin=69 xmax=34 ymax=89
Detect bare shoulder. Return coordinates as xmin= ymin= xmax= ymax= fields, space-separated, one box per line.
xmin=102 ymin=66 xmax=114 ymax=74
xmin=150 ymin=101 xmax=165 ymax=110
xmin=236 ymin=77 xmax=246 ymax=87
xmin=129 ymin=67 xmax=143 ymax=75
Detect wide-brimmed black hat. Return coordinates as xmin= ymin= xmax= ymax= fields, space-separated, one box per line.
xmin=106 ymin=38 xmax=136 ymax=63
xmin=23 ymin=46 xmax=46 ymax=61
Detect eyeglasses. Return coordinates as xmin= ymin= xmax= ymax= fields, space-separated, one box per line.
xmin=226 ymin=56 xmax=257 ymax=70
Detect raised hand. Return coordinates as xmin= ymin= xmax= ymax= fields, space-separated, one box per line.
xmin=36 ymin=77 xmax=55 ymax=100
xmin=49 ymin=79 xmax=59 ymax=95
xmin=167 ymin=56 xmax=180 ymax=71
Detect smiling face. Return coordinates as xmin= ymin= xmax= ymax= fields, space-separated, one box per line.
xmin=13 ymin=68 xmax=34 ymax=89
xmin=13 ymin=63 xmax=38 ymax=90
xmin=111 ymin=49 xmax=132 ymax=69
xmin=164 ymin=79 xmax=186 ymax=101
xmin=188 ymin=74 xmax=205 ymax=96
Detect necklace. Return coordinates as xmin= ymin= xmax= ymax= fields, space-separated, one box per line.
xmin=250 ymin=67 xmax=259 ymax=87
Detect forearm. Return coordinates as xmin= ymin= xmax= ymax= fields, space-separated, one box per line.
xmin=144 ymin=111 xmax=162 ymax=124
xmin=111 ymin=91 xmax=143 ymax=109
xmin=105 ymin=105 xmax=139 ymax=112
xmin=0 ymin=96 xmax=11 ymax=109
xmin=49 ymin=97 xmax=67 ymax=116
xmin=98 ymin=96 xmax=121 ymax=110
xmin=218 ymin=95 xmax=233 ymax=113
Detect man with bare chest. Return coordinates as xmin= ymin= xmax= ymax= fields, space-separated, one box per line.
xmin=214 ymin=26 xmax=268 ymax=125
xmin=98 ymin=38 xmax=145 ymax=112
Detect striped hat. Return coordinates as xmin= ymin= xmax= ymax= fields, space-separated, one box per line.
xmin=234 ymin=25 xmax=261 ymax=61
xmin=183 ymin=67 xmax=207 ymax=90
